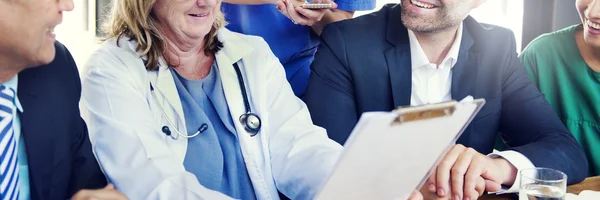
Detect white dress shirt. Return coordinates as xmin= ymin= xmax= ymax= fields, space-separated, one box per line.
xmin=407 ymin=23 xmax=534 ymax=193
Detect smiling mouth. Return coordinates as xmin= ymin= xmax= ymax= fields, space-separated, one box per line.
xmin=410 ymin=0 xmax=437 ymax=9
xmin=188 ymin=13 xmax=209 ymax=17
xmin=588 ymin=19 xmax=600 ymax=31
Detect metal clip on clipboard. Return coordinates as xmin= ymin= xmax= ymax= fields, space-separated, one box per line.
xmin=392 ymin=101 xmax=458 ymax=125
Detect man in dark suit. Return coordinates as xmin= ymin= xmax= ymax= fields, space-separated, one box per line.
xmin=305 ymin=0 xmax=589 ymax=199
xmin=0 ymin=0 xmax=126 ymax=199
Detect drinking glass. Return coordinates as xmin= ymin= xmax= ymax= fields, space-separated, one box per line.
xmin=519 ymin=167 xmax=567 ymax=200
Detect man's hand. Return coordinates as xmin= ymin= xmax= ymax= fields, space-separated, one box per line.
xmin=71 ymin=184 xmax=128 ymax=200
xmin=426 ymin=144 xmax=507 ymax=200
xmin=408 ymin=190 xmax=424 ymax=200
xmin=421 ymin=176 xmax=487 ymax=200
xmin=275 ymin=0 xmax=337 ymax=26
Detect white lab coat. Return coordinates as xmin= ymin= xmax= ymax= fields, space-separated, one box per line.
xmin=81 ymin=28 xmax=343 ymax=200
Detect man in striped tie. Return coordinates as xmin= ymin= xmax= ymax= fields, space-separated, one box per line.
xmin=0 ymin=0 xmax=127 ymax=199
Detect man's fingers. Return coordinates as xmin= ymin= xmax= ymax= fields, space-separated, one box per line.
xmin=474 ymin=177 xmax=486 ymax=196
xmin=436 ymin=145 xmax=465 ymax=197
xmin=451 ymin=149 xmax=475 ymax=200
xmin=408 ymin=190 xmax=424 ymax=200
xmin=427 ymin=170 xmax=438 ymax=193
xmin=463 ymin=151 xmax=486 ymax=200
xmin=485 ymin=179 xmax=503 ymax=192
xmin=465 ymin=177 xmax=485 ymax=200
xmin=420 ymin=184 xmax=441 ymax=200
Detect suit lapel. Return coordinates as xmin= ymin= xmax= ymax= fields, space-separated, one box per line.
xmin=385 ymin=4 xmax=412 ymax=107
xmin=385 ymin=47 xmax=412 ymax=107
xmin=451 ymin=25 xmax=479 ymax=101
xmin=450 ymin=23 xmax=479 ymax=145
xmin=18 ymin=89 xmax=53 ymax=199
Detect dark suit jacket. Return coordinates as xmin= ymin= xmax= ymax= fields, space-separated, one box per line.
xmin=305 ymin=4 xmax=589 ymax=184
xmin=17 ymin=42 xmax=106 ymax=199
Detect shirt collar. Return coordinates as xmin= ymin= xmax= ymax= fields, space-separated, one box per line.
xmin=3 ymin=75 xmax=23 ymax=112
xmin=408 ymin=22 xmax=464 ymax=70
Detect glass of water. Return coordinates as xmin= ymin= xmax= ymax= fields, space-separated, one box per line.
xmin=519 ymin=167 xmax=567 ymax=200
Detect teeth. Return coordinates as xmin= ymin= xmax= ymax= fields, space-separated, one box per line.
xmin=190 ymin=13 xmax=207 ymax=17
xmin=410 ymin=0 xmax=435 ymax=9
xmin=588 ymin=19 xmax=600 ymax=30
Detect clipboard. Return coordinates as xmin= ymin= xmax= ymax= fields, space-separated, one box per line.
xmin=315 ymin=97 xmax=486 ymax=200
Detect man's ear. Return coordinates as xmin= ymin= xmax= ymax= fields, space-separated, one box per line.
xmin=472 ymin=0 xmax=488 ymax=9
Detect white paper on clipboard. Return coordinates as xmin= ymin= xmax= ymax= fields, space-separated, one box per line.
xmin=315 ymin=97 xmax=486 ymax=200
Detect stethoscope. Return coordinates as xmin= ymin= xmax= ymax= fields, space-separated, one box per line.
xmin=150 ymin=62 xmax=262 ymax=140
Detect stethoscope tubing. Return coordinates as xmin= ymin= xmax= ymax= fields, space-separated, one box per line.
xmin=150 ymin=61 xmax=261 ymax=140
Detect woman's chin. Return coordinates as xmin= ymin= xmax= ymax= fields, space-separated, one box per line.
xmin=182 ymin=28 xmax=212 ymax=38
xmin=187 ymin=33 xmax=210 ymax=41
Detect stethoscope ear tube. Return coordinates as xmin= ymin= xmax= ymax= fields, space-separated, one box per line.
xmin=151 ymin=84 xmax=200 ymax=139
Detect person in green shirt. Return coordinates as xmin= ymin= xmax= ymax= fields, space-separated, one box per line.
xmin=520 ymin=0 xmax=600 ymax=176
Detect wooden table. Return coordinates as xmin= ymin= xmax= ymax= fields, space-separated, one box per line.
xmin=481 ymin=176 xmax=600 ymax=200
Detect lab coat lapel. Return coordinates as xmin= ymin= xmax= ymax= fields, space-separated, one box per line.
xmin=216 ymin=30 xmax=277 ymax=200
xmin=215 ymin=31 xmax=253 ymax=138
xmin=152 ymin=59 xmax=188 ymax=137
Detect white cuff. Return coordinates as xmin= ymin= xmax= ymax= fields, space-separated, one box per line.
xmin=487 ymin=150 xmax=535 ymax=194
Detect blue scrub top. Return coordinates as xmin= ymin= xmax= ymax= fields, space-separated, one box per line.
xmin=171 ymin=62 xmax=256 ymax=199
xmin=221 ymin=0 xmax=375 ymax=97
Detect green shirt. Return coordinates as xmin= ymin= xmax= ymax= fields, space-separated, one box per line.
xmin=520 ymin=24 xmax=600 ymax=176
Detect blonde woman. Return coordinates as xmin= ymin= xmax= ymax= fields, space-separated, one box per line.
xmin=80 ymin=0 xmax=348 ymax=199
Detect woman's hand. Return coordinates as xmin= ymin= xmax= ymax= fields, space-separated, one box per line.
xmin=275 ymin=0 xmax=337 ymax=26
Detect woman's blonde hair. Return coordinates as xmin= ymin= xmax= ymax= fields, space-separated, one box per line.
xmin=101 ymin=0 xmax=226 ymax=70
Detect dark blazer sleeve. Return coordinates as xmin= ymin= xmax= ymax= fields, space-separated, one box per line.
xmin=497 ymin=32 xmax=588 ymax=184
xmin=68 ymin=118 xmax=106 ymax=195
xmin=60 ymin=44 xmax=107 ymax=195
xmin=305 ymin=25 xmax=359 ymax=145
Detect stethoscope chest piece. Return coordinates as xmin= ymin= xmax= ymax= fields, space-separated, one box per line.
xmin=239 ymin=113 xmax=261 ymax=137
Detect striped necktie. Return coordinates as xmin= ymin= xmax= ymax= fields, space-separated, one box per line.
xmin=0 ymin=85 xmax=19 ymax=200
